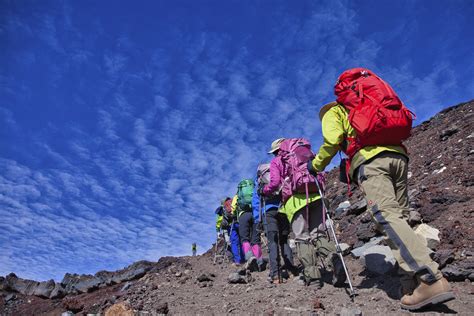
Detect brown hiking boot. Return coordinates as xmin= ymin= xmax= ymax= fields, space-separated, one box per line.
xmin=400 ymin=277 xmax=455 ymax=311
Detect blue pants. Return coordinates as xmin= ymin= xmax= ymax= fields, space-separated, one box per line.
xmin=229 ymin=223 xmax=243 ymax=264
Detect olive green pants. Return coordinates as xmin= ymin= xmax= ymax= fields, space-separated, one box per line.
xmin=292 ymin=203 xmax=336 ymax=281
xmin=357 ymin=152 xmax=442 ymax=283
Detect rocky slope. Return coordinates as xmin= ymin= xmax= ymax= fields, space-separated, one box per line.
xmin=1 ymin=100 xmax=473 ymax=315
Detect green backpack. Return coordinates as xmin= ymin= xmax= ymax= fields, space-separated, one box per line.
xmin=237 ymin=179 xmax=254 ymax=212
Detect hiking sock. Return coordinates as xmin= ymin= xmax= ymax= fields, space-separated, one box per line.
xmin=242 ymin=241 xmax=252 ymax=258
xmin=251 ymin=244 xmax=263 ymax=260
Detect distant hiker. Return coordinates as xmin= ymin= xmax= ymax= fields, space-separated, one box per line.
xmin=307 ymin=68 xmax=454 ymax=310
xmin=254 ymin=154 xmax=298 ymax=284
xmin=192 ymin=243 xmax=197 ymax=256
xmin=215 ymin=198 xmax=243 ymax=265
xmin=236 ymin=179 xmax=265 ymax=272
xmin=261 ymin=138 xmax=346 ymax=288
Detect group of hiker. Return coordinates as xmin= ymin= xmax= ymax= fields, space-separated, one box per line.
xmin=213 ymin=68 xmax=455 ymax=311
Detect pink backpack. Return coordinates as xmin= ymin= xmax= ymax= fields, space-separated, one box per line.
xmin=279 ymin=138 xmax=318 ymax=203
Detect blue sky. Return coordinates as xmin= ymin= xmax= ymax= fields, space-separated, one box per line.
xmin=1 ymin=0 xmax=473 ymax=281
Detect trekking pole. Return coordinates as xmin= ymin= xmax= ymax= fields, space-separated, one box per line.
xmin=314 ymin=177 xmax=357 ymax=300
xmin=214 ymin=231 xmax=220 ymax=264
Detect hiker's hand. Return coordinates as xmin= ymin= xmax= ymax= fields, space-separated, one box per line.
xmin=256 ymin=221 xmax=264 ymax=233
xmin=257 ymin=183 xmax=265 ymax=196
xmin=307 ymin=160 xmax=318 ymax=176
xmin=221 ymin=218 xmax=228 ymax=228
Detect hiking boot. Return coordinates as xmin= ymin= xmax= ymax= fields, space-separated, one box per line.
xmin=306 ymin=278 xmax=323 ymax=290
xmin=293 ymin=274 xmax=306 ymax=286
xmin=400 ymin=277 xmax=455 ymax=311
xmin=268 ymin=275 xmax=284 ymax=284
xmin=257 ymin=259 xmax=267 ymax=272
xmin=331 ymin=254 xmax=347 ymax=287
xmin=280 ymin=269 xmax=290 ymax=279
xmin=245 ymin=257 xmax=258 ymax=272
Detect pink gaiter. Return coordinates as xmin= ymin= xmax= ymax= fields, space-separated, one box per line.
xmin=251 ymin=244 xmax=263 ymax=260
xmin=242 ymin=241 xmax=252 ymax=256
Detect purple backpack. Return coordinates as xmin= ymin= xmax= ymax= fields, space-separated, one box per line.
xmin=279 ymin=138 xmax=318 ymax=203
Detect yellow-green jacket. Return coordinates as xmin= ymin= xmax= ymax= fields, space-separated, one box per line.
xmin=310 ymin=103 xmax=408 ymax=178
xmin=231 ymin=195 xmax=240 ymax=217
xmin=280 ymin=193 xmax=321 ymax=223
xmin=215 ymin=214 xmax=223 ymax=232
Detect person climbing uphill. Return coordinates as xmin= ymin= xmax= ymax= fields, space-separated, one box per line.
xmin=215 ymin=198 xmax=243 ymax=265
xmin=307 ymin=68 xmax=454 ymax=310
xmin=192 ymin=243 xmax=197 ymax=256
xmin=254 ymin=143 xmax=298 ymax=284
xmin=261 ymin=138 xmax=346 ymax=288
xmin=236 ymin=179 xmax=265 ymax=272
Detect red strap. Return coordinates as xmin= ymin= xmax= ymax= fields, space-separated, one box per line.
xmin=305 ymin=182 xmax=310 ymax=231
xmin=345 ymin=159 xmax=352 ymax=197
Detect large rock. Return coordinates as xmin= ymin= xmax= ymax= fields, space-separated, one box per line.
xmin=339 ymin=307 xmax=363 ymax=316
xmin=356 ymin=222 xmax=377 ymax=242
xmin=351 ymin=236 xmax=384 ymax=258
xmin=442 ymin=260 xmax=474 ymax=281
xmin=408 ymin=210 xmax=422 ymax=226
xmin=415 ymin=224 xmax=440 ymax=250
xmin=5 ymin=273 xmax=39 ymax=296
xmin=50 ymin=283 xmax=66 ymax=299
xmin=335 ymin=200 xmax=351 ymax=215
xmin=105 ymin=302 xmax=134 ymax=316
xmin=228 ymin=272 xmax=247 ymax=284
xmin=61 ymin=273 xmax=102 ymax=294
xmin=360 ymin=245 xmax=397 ymax=275
xmin=338 ymin=243 xmax=351 ymax=256
xmin=347 ymin=199 xmax=367 ymax=216
xmin=32 ymin=279 xmax=56 ymax=298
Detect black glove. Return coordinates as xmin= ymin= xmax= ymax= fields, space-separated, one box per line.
xmin=307 ymin=160 xmax=318 ymax=176
xmin=221 ymin=218 xmax=229 ymax=229
xmin=256 ymin=221 xmax=264 ymax=233
xmin=257 ymin=183 xmax=265 ymax=196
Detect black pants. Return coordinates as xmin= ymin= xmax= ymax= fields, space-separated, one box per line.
xmin=239 ymin=211 xmax=260 ymax=245
xmin=265 ymin=208 xmax=296 ymax=278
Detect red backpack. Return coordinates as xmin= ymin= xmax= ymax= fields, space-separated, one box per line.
xmin=334 ymin=68 xmax=415 ymax=159
xmin=223 ymin=198 xmax=233 ymax=216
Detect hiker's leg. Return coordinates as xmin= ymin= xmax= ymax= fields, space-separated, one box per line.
xmin=392 ymin=153 xmax=417 ymax=293
xmin=277 ymin=212 xmax=296 ymax=273
xmin=251 ymin=221 xmax=263 ymax=261
xmin=265 ymin=208 xmax=279 ymax=278
xmin=238 ymin=212 xmax=253 ymax=259
xmin=292 ymin=210 xmax=320 ymax=283
xmin=230 ymin=224 xmax=243 ymax=264
xmin=358 ymin=153 xmax=442 ymax=282
xmin=392 ymin=153 xmax=410 ymax=219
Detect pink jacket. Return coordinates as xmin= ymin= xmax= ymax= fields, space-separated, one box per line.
xmin=263 ymin=156 xmax=284 ymax=195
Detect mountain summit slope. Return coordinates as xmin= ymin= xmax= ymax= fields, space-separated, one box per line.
xmin=1 ymin=100 xmax=473 ymax=315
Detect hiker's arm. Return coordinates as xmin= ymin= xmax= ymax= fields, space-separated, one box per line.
xmin=216 ymin=215 xmax=222 ymax=232
xmin=263 ymin=159 xmax=282 ymax=195
xmin=311 ymin=110 xmax=344 ymax=171
xmin=231 ymin=195 xmax=238 ymax=217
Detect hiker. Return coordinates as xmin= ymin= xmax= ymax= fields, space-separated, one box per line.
xmin=215 ymin=198 xmax=243 ymax=265
xmin=192 ymin=243 xmax=197 ymax=256
xmin=236 ymin=179 xmax=265 ymax=271
xmin=307 ymin=68 xmax=454 ymax=310
xmin=261 ymin=138 xmax=346 ymax=288
xmin=254 ymin=159 xmax=298 ymax=284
